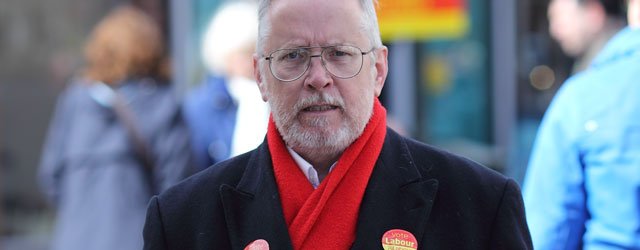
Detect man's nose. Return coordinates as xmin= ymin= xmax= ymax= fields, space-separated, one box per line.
xmin=304 ymin=55 xmax=332 ymax=90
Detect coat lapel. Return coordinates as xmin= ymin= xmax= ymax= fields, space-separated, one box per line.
xmin=352 ymin=129 xmax=439 ymax=249
xmin=220 ymin=142 xmax=293 ymax=250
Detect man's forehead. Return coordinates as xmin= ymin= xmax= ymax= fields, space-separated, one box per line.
xmin=268 ymin=0 xmax=362 ymax=22
xmin=269 ymin=0 xmax=361 ymax=10
xmin=265 ymin=0 xmax=366 ymax=50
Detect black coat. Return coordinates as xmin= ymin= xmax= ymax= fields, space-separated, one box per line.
xmin=144 ymin=129 xmax=532 ymax=249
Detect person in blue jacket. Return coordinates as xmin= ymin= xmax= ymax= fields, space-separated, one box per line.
xmin=183 ymin=1 xmax=269 ymax=170
xmin=523 ymin=0 xmax=640 ymax=248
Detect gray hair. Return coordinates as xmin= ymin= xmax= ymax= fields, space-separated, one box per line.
xmin=256 ymin=0 xmax=382 ymax=56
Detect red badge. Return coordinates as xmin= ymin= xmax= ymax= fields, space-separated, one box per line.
xmin=244 ymin=239 xmax=269 ymax=250
xmin=381 ymin=229 xmax=418 ymax=250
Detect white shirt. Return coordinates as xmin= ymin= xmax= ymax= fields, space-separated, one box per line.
xmin=287 ymin=147 xmax=336 ymax=189
xmin=226 ymin=76 xmax=270 ymax=157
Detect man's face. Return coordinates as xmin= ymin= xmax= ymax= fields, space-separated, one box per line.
xmin=254 ymin=0 xmax=388 ymax=154
xmin=548 ymin=0 xmax=594 ymax=56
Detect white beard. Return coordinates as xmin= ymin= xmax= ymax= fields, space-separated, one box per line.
xmin=268 ymin=91 xmax=373 ymax=157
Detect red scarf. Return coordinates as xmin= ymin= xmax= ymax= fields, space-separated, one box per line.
xmin=268 ymin=98 xmax=387 ymax=250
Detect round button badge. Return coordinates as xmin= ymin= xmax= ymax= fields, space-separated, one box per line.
xmin=244 ymin=239 xmax=269 ymax=250
xmin=381 ymin=229 xmax=418 ymax=250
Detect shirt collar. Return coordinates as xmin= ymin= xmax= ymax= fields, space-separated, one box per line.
xmin=286 ymin=147 xmax=336 ymax=189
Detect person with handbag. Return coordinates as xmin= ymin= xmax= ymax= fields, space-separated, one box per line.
xmin=38 ymin=5 xmax=194 ymax=250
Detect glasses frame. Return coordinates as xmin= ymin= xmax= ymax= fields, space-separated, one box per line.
xmin=263 ymin=45 xmax=376 ymax=82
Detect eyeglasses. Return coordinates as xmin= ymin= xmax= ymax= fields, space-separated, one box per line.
xmin=263 ymin=45 xmax=375 ymax=82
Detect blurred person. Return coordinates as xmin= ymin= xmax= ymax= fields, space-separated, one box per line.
xmin=38 ymin=5 xmax=193 ymax=250
xmin=142 ymin=0 xmax=532 ymax=249
xmin=183 ymin=0 xmax=269 ymax=171
xmin=548 ymin=0 xmax=626 ymax=73
xmin=524 ymin=0 xmax=640 ymax=248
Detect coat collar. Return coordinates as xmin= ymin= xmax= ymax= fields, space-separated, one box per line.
xmin=592 ymin=27 xmax=640 ymax=68
xmin=219 ymin=141 xmax=294 ymax=250
xmin=220 ymin=128 xmax=438 ymax=249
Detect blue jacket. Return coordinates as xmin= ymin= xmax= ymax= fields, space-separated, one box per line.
xmin=523 ymin=27 xmax=640 ymax=249
xmin=183 ymin=75 xmax=237 ymax=170
xmin=39 ymin=78 xmax=194 ymax=250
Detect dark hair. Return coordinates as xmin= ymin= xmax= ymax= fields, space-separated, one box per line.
xmin=580 ymin=0 xmax=626 ymax=17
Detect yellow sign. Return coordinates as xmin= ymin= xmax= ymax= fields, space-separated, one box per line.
xmin=377 ymin=0 xmax=470 ymax=41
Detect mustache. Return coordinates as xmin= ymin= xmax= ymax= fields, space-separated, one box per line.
xmin=293 ymin=93 xmax=345 ymax=111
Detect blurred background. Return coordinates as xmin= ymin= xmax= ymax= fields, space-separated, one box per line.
xmin=0 ymin=0 xmax=574 ymax=248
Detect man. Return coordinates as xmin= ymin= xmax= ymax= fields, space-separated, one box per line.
xmin=143 ymin=0 xmax=532 ymax=249
xmin=547 ymin=0 xmax=625 ymax=73
xmin=524 ymin=0 xmax=640 ymax=248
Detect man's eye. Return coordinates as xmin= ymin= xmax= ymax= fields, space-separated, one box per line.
xmin=279 ymin=50 xmax=305 ymax=61
xmin=330 ymin=50 xmax=349 ymax=57
xmin=286 ymin=51 xmax=300 ymax=59
xmin=326 ymin=47 xmax=357 ymax=58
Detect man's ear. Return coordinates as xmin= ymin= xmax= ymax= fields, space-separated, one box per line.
xmin=253 ymin=54 xmax=269 ymax=102
xmin=373 ymin=46 xmax=389 ymax=97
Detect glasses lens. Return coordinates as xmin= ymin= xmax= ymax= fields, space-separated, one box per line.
xmin=322 ymin=45 xmax=363 ymax=79
xmin=270 ymin=48 xmax=309 ymax=81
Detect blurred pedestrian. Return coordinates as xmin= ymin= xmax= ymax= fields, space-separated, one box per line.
xmin=183 ymin=0 xmax=269 ymax=171
xmin=547 ymin=0 xmax=625 ymax=73
xmin=524 ymin=0 xmax=640 ymax=248
xmin=38 ymin=4 xmax=193 ymax=250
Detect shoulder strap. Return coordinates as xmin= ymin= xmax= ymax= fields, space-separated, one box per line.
xmin=111 ymin=92 xmax=156 ymax=173
xmin=89 ymin=81 xmax=156 ymax=173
